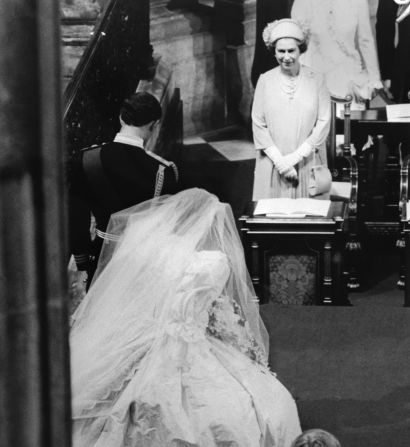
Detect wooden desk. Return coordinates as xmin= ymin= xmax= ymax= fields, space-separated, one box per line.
xmin=337 ymin=108 xmax=410 ymax=135
xmin=239 ymin=202 xmax=349 ymax=306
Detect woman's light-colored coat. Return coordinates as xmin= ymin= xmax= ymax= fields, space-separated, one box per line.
xmin=252 ymin=65 xmax=331 ymax=200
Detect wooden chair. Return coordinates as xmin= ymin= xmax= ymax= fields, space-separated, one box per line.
xmin=328 ymin=95 xmax=360 ymax=290
xmin=397 ymin=154 xmax=410 ymax=306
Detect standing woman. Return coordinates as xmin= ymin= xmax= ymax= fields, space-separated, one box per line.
xmin=252 ymin=19 xmax=331 ymax=200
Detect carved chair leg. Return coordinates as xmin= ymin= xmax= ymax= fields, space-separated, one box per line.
xmin=322 ymin=241 xmax=333 ymax=305
xmin=405 ymin=233 xmax=410 ymax=307
xmin=397 ymin=235 xmax=406 ymax=290
xmin=346 ymin=238 xmax=361 ymax=290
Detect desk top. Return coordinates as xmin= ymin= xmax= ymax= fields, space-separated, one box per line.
xmin=350 ymin=109 xmax=387 ymax=123
xmin=340 ymin=108 xmax=410 ymax=125
xmin=240 ymin=201 xmax=347 ymax=234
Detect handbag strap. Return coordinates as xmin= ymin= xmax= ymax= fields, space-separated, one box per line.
xmin=313 ymin=146 xmax=328 ymax=168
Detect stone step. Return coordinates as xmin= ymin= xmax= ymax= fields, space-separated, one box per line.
xmin=61 ymin=19 xmax=96 ymax=44
xmin=61 ymin=19 xmax=97 ymax=88
xmin=60 ymin=0 xmax=101 ymax=87
xmin=60 ymin=0 xmax=101 ymax=19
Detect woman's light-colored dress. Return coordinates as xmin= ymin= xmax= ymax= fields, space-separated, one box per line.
xmin=291 ymin=0 xmax=382 ymax=101
xmin=252 ymin=65 xmax=330 ymax=200
xmin=72 ymin=250 xmax=301 ymax=447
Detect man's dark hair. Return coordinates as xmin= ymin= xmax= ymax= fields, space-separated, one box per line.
xmin=120 ymin=92 xmax=162 ymax=127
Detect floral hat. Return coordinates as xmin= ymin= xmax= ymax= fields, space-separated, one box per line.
xmin=262 ymin=19 xmax=305 ymax=50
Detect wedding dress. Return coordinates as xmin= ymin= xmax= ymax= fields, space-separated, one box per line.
xmin=291 ymin=0 xmax=382 ymax=105
xmin=70 ymin=188 xmax=301 ymax=447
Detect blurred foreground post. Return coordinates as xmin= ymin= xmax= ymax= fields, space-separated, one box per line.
xmin=0 ymin=0 xmax=71 ymax=446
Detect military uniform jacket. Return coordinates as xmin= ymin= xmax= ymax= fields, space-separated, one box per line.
xmin=69 ymin=137 xmax=179 ymax=271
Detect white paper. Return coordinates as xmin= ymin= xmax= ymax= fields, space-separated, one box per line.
xmin=386 ymin=104 xmax=410 ymax=122
xmin=254 ymin=198 xmax=330 ymax=217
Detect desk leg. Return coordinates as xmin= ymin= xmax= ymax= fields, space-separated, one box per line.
xmin=405 ymin=233 xmax=410 ymax=307
xmin=346 ymin=238 xmax=361 ymax=290
xmin=332 ymin=238 xmax=350 ymax=306
xmin=250 ymin=240 xmax=263 ymax=302
xmin=323 ymin=241 xmax=333 ymax=305
xmin=397 ymin=236 xmax=406 ymax=290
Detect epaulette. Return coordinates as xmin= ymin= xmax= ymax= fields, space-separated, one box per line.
xmin=80 ymin=143 xmax=107 ymax=153
xmin=146 ymin=150 xmax=179 ymax=182
xmin=146 ymin=150 xmax=173 ymax=167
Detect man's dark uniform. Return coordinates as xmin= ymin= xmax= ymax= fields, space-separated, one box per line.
xmin=69 ymin=134 xmax=178 ymax=283
xmin=376 ymin=0 xmax=410 ymax=103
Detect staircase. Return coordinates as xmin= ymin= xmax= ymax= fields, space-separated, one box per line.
xmin=61 ymin=2 xmax=101 ymax=91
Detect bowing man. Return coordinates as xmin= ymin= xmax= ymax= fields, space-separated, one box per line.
xmin=69 ymin=91 xmax=179 ymax=288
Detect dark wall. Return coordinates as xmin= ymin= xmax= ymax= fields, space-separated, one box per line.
xmin=260 ymin=305 xmax=410 ymax=447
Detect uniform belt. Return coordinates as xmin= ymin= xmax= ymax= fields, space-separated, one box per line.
xmin=95 ymin=228 xmax=121 ymax=241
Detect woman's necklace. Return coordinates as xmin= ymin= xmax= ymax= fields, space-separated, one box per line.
xmin=278 ymin=70 xmax=300 ymax=100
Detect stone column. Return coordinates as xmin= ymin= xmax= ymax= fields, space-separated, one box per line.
xmin=0 ymin=1 xmax=71 ymax=446
xmin=214 ymin=0 xmax=257 ymax=125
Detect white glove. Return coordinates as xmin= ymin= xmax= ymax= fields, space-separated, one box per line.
xmin=282 ymin=142 xmax=314 ymax=169
xmin=264 ymin=146 xmax=288 ymax=173
xmin=282 ymin=166 xmax=298 ymax=181
xmin=297 ymin=141 xmax=314 ymax=158
xmin=282 ymin=152 xmax=303 ymax=168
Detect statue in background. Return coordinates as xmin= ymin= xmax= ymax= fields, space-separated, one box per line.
xmin=291 ymin=0 xmax=382 ymax=109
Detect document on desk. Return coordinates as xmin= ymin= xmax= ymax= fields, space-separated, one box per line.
xmin=386 ymin=104 xmax=410 ymax=122
xmin=254 ymin=198 xmax=331 ymax=217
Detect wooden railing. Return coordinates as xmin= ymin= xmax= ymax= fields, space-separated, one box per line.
xmin=64 ymin=0 xmax=154 ymax=156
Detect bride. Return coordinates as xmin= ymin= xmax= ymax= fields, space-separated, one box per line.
xmin=70 ymin=188 xmax=301 ymax=447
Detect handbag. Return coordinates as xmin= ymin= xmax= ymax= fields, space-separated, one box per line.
xmin=308 ymin=150 xmax=332 ymax=197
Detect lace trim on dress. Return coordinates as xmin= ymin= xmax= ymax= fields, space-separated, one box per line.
xmin=129 ymin=401 xmax=162 ymax=441
xmin=206 ymin=295 xmax=268 ymax=367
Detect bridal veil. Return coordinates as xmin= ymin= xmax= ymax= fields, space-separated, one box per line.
xmin=70 ymin=188 xmax=270 ymax=425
